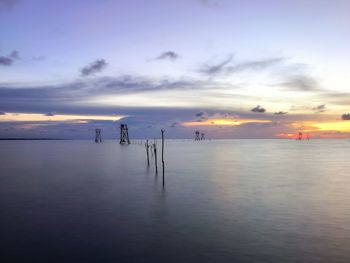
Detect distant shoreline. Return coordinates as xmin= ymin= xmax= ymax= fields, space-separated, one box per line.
xmin=0 ymin=138 xmax=67 ymax=140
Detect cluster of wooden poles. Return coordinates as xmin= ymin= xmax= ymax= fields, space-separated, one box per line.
xmin=145 ymin=129 xmax=165 ymax=186
xmin=95 ymin=127 xmax=166 ymax=185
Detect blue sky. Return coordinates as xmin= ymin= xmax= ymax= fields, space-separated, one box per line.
xmin=1 ymin=0 xmax=350 ymax=139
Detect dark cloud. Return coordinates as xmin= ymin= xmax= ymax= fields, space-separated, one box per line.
xmin=0 ymin=50 xmax=19 ymax=66
xmin=156 ymin=51 xmax=179 ymax=61
xmin=312 ymin=104 xmax=326 ymax=113
xmin=200 ymin=55 xmax=285 ymax=76
xmin=45 ymin=112 xmax=56 ymax=116
xmin=0 ymin=57 xmax=12 ymax=66
xmin=0 ymin=75 xmax=210 ymax=114
xmin=251 ymin=105 xmax=266 ymax=113
xmin=195 ymin=112 xmax=205 ymax=117
xmin=195 ymin=111 xmax=209 ymax=121
xmin=280 ymin=75 xmax=318 ymax=91
xmin=169 ymin=122 xmax=179 ymax=128
xmin=81 ymin=59 xmax=108 ymax=76
xmin=341 ymin=113 xmax=350 ymax=120
xmin=274 ymin=111 xmax=288 ymax=115
xmin=0 ymin=111 xmax=5 ymax=115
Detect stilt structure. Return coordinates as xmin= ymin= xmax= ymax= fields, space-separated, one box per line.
xmin=195 ymin=130 xmax=200 ymax=141
xmin=200 ymin=132 xmax=205 ymax=140
xmin=297 ymin=132 xmax=303 ymax=140
xmin=120 ymin=124 xmax=130 ymax=144
xmin=95 ymin=128 xmax=102 ymax=143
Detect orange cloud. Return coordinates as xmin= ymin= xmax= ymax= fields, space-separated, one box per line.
xmin=182 ymin=118 xmax=272 ymax=126
xmin=275 ymin=120 xmax=350 ymax=139
xmin=312 ymin=121 xmax=350 ymax=132
xmin=290 ymin=120 xmax=350 ymax=133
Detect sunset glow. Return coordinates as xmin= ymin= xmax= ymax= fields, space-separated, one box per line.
xmin=182 ymin=118 xmax=272 ymax=127
xmin=0 ymin=113 xmax=124 ymax=122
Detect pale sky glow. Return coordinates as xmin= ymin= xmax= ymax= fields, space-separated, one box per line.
xmin=0 ymin=113 xmax=124 ymax=122
xmin=1 ymin=0 xmax=350 ymax=138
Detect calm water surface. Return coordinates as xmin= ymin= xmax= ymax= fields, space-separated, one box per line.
xmin=1 ymin=139 xmax=350 ymax=262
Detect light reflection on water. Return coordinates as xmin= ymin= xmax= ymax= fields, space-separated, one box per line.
xmin=0 ymin=139 xmax=350 ymax=262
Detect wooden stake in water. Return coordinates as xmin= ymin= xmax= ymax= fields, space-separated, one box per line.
xmin=145 ymin=140 xmax=150 ymax=167
xmin=153 ymin=141 xmax=158 ymax=174
xmin=161 ymin=129 xmax=165 ymax=186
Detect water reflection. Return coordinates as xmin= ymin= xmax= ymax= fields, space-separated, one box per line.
xmin=0 ymin=139 xmax=350 ymax=262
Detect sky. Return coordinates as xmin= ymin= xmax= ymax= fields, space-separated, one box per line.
xmin=1 ymin=0 xmax=350 ymax=139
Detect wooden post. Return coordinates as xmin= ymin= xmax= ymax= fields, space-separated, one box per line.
xmin=153 ymin=141 xmax=158 ymax=174
xmin=145 ymin=140 xmax=150 ymax=167
xmin=161 ymin=129 xmax=165 ymax=186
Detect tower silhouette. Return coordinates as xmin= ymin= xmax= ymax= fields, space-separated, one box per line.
xmin=120 ymin=124 xmax=130 ymax=144
xmin=297 ymin=132 xmax=303 ymax=140
xmin=95 ymin=129 xmax=102 ymax=143
xmin=195 ymin=130 xmax=200 ymax=141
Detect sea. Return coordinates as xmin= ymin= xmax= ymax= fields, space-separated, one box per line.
xmin=0 ymin=139 xmax=350 ymax=262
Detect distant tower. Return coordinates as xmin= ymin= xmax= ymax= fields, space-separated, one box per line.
xmin=195 ymin=130 xmax=200 ymax=141
xmin=297 ymin=132 xmax=303 ymax=140
xmin=120 ymin=124 xmax=130 ymax=144
xmin=200 ymin=132 xmax=205 ymax=140
xmin=95 ymin=129 xmax=102 ymax=143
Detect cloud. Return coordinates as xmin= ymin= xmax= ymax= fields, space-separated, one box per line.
xmin=0 ymin=111 xmax=5 ymax=115
xmin=45 ymin=112 xmax=56 ymax=116
xmin=81 ymin=59 xmax=108 ymax=76
xmin=280 ymin=75 xmax=318 ymax=91
xmin=194 ymin=111 xmax=209 ymax=122
xmin=312 ymin=104 xmax=326 ymax=113
xmin=170 ymin=122 xmax=179 ymax=128
xmin=200 ymin=55 xmax=285 ymax=76
xmin=251 ymin=105 xmax=266 ymax=113
xmin=226 ymin=58 xmax=285 ymax=73
xmin=9 ymin=50 xmax=19 ymax=59
xmin=0 ymin=50 xmax=19 ymax=66
xmin=0 ymin=75 xmax=213 ymax=114
xmin=341 ymin=113 xmax=350 ymax=120
xmin=317 ymin=92 xmax=350 ymax=106
xmin=195 ymin=111 xmax=205 ymax=117
xmin=0 ymin=57 xmax=12 ymax=66
xmin=200 ymin=55 xmax=233 ymax=75
xmin=156 ymin=51 xmax=180 ymax=61
xmin=274 ymin=111 xmax=288 ymax=115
